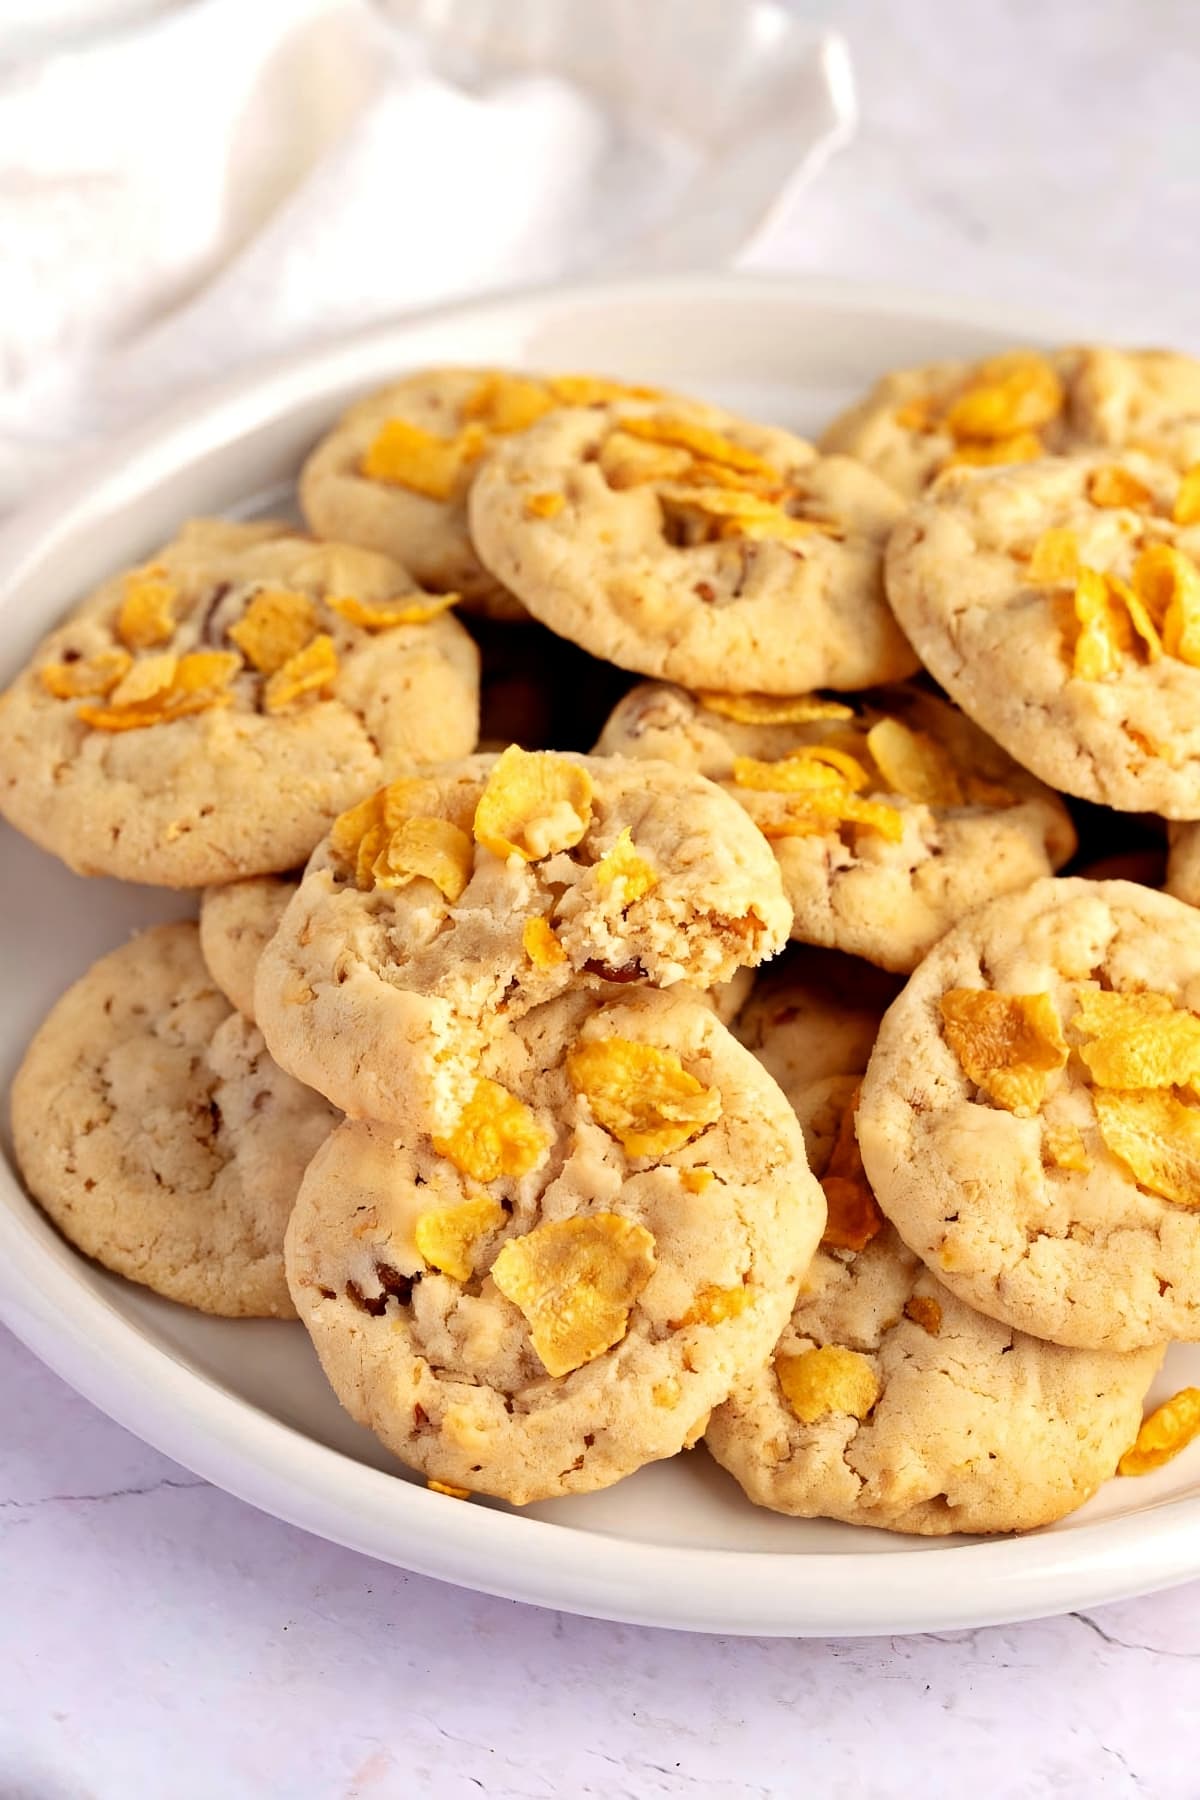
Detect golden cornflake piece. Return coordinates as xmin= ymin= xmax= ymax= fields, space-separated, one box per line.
xmin=1118 ymin=1387 xmax=1200 ymax=1475
xmin=594 ymin=827 xmax=657 ymax=902
xmin=427 ymin=1480 xmax=472 ymax=1499
xmin=652 ymin=1376 xmax=683 ymax=1408
xmin=361 ymin=418 xmax=487 ymax=500
xmin=1072 ymin=566 xmax=1136 ymax=680
xmin=547 ymin=375 xmax=661 ymax=407
xmin=383 ymin=774 xmax=476 ymax=836
xmin=491 ymin=1212 xmax=657 ymax=1378
xmin=116 ymin=566 xmax=178 ymax=650
xmin=1028 ymin=527 xmax=1080 ymax=587
xmin=462 ymin=372 xmax=556 ymax=435
xmin=263 ymin=633 xmax=339 ymax=713
xmin=228 ymin=588 xmax=318 ymax=674
xmin=524 ymin=491 xmax=565 ymax=519
xmin=1108 ymin=571 xmax=1164 ymax=661
xmin=696 ymin=690 xmax=854 ymax=726
xmin=79 ymin=650 xmax=240 ymax=731
xmin=941 ymin=430 xmax=1044 ymax=470
xmin=903 ymin=1295 xmax=943 ymax=1336
xmin=1042 ymin=1121 xmax=1091 ymax=1173
xmin=1086 ymin=465 xmax=1155 ymax=510
xmin=618 ymin=413 xmax=781 ymax=481
xmin=940 ymin=988 xmax=1068 ymax=1116
xmin=432 ymin=1077 xmax=547 ymax=1184
xmin=866 ymin=717 xmax=964 ymax=807
xmin=759 ymin=788 xmax=906 ymax=844
xmin=1094 ymin=1089 xmax=1200 ymax=1208
xmin=355 ymin=822 xmax=389 ymax=891
xmin=659 ymin=484 xmax=842 ymax=544
xmin=1173 ymin=464 xmax=1200 ymax=527
xmin=775 ymin=1344 xmax=880 ymax=1425
xmin=671 ymin=1285 xmax=750 ymax=1329
xmin=567 ymin=1037 xmax=721 ymax=1159
xmin=597 ymin=429 xmax=693 ymax=490
xmin=111 ymin=652 xmax=177 ymax=705
xmin=40 ymin=647 xmax=132 ymax=699
xmin=1134 ymin=543 xmax=1200 ymax=667
xmin=1074 ymin=987 xmax=1200 ymax=1093
xmin=373 ymin=817 xmax=474 ymax=902
xmin=943 ymin=352 xmax=1064 ymax=442
xmin=820 ymin=1088 xmax=884 ymax=1253
xmin=894 ymin=398 xmax=938 ymax=432
xmin=328 ymin=591 xmax=457 ymax=630
xmin=330 ymin=788 xmax=386 ymax=870
xmin=679 ymin=1168 xmax=714 ymax=1194
xmin=522 ymin=915 xmax=567 ymax=970
xmin=732 ymin=745 xmax=871 ymax=794
xmin=473 ymin=746 xmax=593 ymax=861
xmin=414 ymin=1194 xmax=506 ymax=1281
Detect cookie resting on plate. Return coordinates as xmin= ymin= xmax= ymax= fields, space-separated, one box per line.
xmin=11 ymin=923 xmax=338 ymax=1317
xmin=708 ymin=953 xmax=1162 ymax=1534
xmin=0 ymin=519 xmax=480 ymax=886
xmin=200 ymin=874 xmax=299 ymax=1023
xmin=284 ymin=986 xmax=826 ymax=1504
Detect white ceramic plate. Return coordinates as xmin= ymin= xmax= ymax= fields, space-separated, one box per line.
xmin=2 ymin=274 xmax=1198 ymax=1637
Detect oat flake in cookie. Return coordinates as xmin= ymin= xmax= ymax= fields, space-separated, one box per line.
xmin=0 ymin=519 xmax=480 ymax=886
xmin=285 ymin=987 xmax=825 ymax=1505
xmin=11 ymin=923 xmax=338 ymax=1318
xmin=708 ymin=953 xmax=1161 ymax=1534
xmin=468 ymin=401 xmax=916 ymax=694
xmin=858 ymin=877 xmax=1200 ymax=1351
xmin=255 ymin=747 xmax=791 ymax=1134
xmin=596 ymin=681 xmax=1075 ymax=972
xmin=886 ymin=452 xmax=1200 ymax=816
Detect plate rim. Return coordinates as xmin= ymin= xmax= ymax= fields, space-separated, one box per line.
xmin=1 ymin=269 xmax=1194 ymax=1637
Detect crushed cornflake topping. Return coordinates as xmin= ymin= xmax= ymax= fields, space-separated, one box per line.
xmin=40 ymin=647 xmax=132 ymax=700
xmin=1071 ymin=566 xmax=1161 ymax=680
xmin=679 ymin=1168 xmax=714 ymax=1194
xmin=522 ymin=915 xmax=567 ymax=970
xmin=1028 ymin=527 xmax=1081 ymax=587
xmin=78 ymin=649 xmax=241 ymax=732
xmin=942 ymin=351 xmax=1064 ymax=443
xmin=866 ymin=717 xmax=964 ymax=807
xmin=1042 ymin=1121 xmax=1091 ymax=1173
xmin=652 ymin=1376 xmax=683 ymax=1408
xmin=940 ymin=989 xmax=1069 ymax=1115
xmin=331 ymin=777 xmax=477 ymax=892
xmin=598 ymin=430 xmax=693 ymax=490
xmin=1073 ymin=987 xmax=1200 ymax=1093
xmin=1135 ymin=543 xmax=1200 ymax=667
xmin=775 ymin=1344 xmax=880 ymax=1425
xmin=659 ymin=484 xmax=843 ymax=545
xmin=1086 ymin=465 xmax=1155 ymax=510
xmin=819 ymin=1087 xmax=884 ymax=1252
xmin=414 ymin=1194 xmax=506 ymax=1281
xmin=524 ymin=491 xmax=565 ymax=520
xmin=617 ymin=413 xmax=780 ymax=481
xmin=1173 ymin=464 xmax=1200 ymax=527
xmin=734 ymin=744 xmax=906 ymax=842
xmin=330 ymin=789 xmax=385 ymax=868
xmin=462 ymin=372 xmax=557 ymax=434
xmin=116 ymin=566 xmax=178 ymax=650
xmin=427 ymin=1480 xmax=472 ymax=1499
xmin=903 ymin=1295 xmax=942 ymax=1336
xmin=228 ymin=587 xmax=318 ymax=673
xmin=431 ymin=1077 xmax=547 ymax=1183
xmin=361 ymin=418 xmax=487 ymax=500
xmin=757 ymin=787 xmax=907 ymax=843
xmin=941 ymin=430 xmax=1044 ymax=470
xmin=490 ymin=1212 xmax=657 ymax=1377
xmin=473 ymin=746 xmax=594 ymax=861
xmin=733 ymin=746 xmax=871 ymax=793
xmin=328 ymin=591 xmax=457 ymax=630
xmin=671 ymin=1285 xmax=750 ymax=1329
xmin=567 ymin=1037 xmax=721 ymax=1159
xmin=696 ymin=690 xmax=854 ymax=726
xmin=547 ymin=375 xmax=661 ymax=407
xmin=1118 ymin=1387 xmax=1200 ymax=1475
xmin=372 ymin=816 xmax=474 ymax=902
xmin=263 ymin=633 xmax=339 ymax=712
xmin=593 ymin=827 xmax=657 ymax=903
xmin=1093 ymin=1088 xmax=1200 ymax=1208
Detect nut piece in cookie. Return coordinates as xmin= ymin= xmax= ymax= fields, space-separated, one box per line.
xmin=597 ymin=680 xmax=1075 ymax=972
xmin=11 ymin=922 xmax=338 ymax=1317
xmin=468 ymin=401 xmax=916 ymax=694
xmin=285 ymin=987 xmax=826 ymax=1504
xmin=858 ymin=876 xmax=1200 ymax=1351
xmin=885 ymin=452 xmax=1200 ymax=816
xmin=200 ymin=874 xmax=299 ymax=1022
xmin=254 ymin=748 xmax=792 ymax=1132
xmin=709 ymin=949 xmax=1163 ymax=1534
xmin=0 ymin=520 xmax=481 ymax=886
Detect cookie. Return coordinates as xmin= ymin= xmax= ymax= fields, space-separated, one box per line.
xmin=596 ymin=681 xmax=1075 ymax=972
xmin=255 ymin=748 xmax=792 ymax=1132
xmin=199 ymin=874 xmax=298 ymax=1020
xmin=0 ymin=520 xmax=481 ymax=886
xmin=299 ymin=368 xmax=665 ymax=620
xmin=821 ymin=345 xmax=1200 ymax=498
xmin=1166 ymin=825 xmax=1200 ymax=908
xmin=468 ymin=402 xmax=917 ymax=694
xmin=709 ymin=954 xmax=1161 ymax=1534
xmin=886 ymin=453 xmax=1200 ymax=816
xmin=285 ymin=985 xmax=826 ymax=1504
xmin=10 ymin=923 xmax=338 ymax=1317
xmin=858 ymin=876 xmax=1200 ymax=1350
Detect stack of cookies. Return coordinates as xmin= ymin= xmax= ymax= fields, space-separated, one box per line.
xmin=7 ymin=352 xmax=1200 ymax=1533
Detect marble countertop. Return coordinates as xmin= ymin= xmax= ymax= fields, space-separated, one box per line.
xmin=6 ymin=1 xmax=1200 ymax=1794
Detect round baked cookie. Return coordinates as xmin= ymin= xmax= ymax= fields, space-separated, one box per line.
xmin=596 ymin=680 xmax=1076 ymax=972
xmin=11 ymin=923 xmax=338 ymax=1317
xmin=200 ymin=874 xmax=298 ymax=1020
xmin=1166 ymin=824 xmax=1200 ymax=908
xmin=709 ymin=952 xmax=1161 ymax=1534
xmin=285 ymin=985 xmax=826 ymax=1504
xmin=0 ymin=520 xmax=481 ymax=886
xmin=820 ymin=345 xmax=1200 ymax=499
xmin=468 ymin=402 xmax=917 ymax=694
xmin=886 ymin=453 xmax=1200 ymax=816
xmin=299 ymin=367 xmax=666 ymax=620
xmin=256 ymin=748 xmax=792 ymax=1132
xmin=858 ymin=876 xmax=1200 ymax=1350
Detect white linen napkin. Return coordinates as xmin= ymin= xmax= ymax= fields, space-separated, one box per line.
xmin=0 ymin=0 xmax=855 ymax=510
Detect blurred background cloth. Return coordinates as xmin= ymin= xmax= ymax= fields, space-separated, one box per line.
xmin=0 ymin=0 xmax=855 ymax=510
